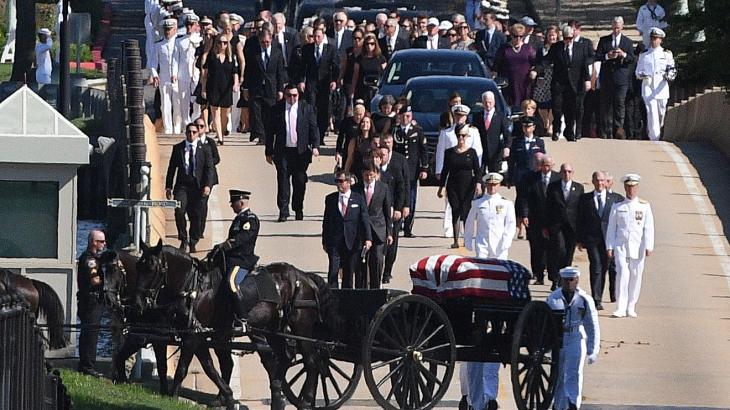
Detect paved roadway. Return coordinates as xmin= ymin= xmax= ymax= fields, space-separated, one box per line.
xmin=155 ymin=131 xmax=730 ymax=409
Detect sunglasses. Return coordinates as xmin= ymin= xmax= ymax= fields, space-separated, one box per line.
xmin=335 ymin=179 xmax=349 ymax=183
xmin=354 ymin=36 xmax=364 ymax=40
xmin=286 ymin=93 xmax=299 ymax=97
xmin=449 ymin=33 xmax=458 ymax=37
xmin=366 ymin=42 xmax=376 ymax=46
xmin=458 ymin=133 xmax=469 ymax=137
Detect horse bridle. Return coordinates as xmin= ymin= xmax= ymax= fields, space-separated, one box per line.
xmin=138 ymin=251 xmax=169 ymax=311
xmin=101 ymin=255 xmax=128 ymax=313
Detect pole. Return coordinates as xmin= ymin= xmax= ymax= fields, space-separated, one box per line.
xmin=58 ymin=0 xmax=71 ymax=117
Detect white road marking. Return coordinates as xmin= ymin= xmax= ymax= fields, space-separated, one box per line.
xmin=660 ymin=142 xmax=730 ymax=293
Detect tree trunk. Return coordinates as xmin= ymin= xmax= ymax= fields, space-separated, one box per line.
xmin=10 ymin=0 xmax=36 ymax=82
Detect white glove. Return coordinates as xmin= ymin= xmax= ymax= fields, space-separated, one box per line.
xmin=587 ymin=354 xmax=598 ymax=364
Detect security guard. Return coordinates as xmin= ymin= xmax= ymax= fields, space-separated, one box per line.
xmin=393 ymin=105 xmax=429 ymax=237
xmin=77 ymin=229 xmax=107 ymax=377
xmin=546 ymin=267 xmax=600 ymax=410
xmin=635 ymin=27 xmax=675 ymax=141
xmin=605 ymin=174 xmax=654 ymax=318
xmin=215 ymin=190 xmax=260 ymax=322
xmin=463 ymin=172 xmax=516 ymax=410
xmin=149 ymin=18 xmax=180 ymax=135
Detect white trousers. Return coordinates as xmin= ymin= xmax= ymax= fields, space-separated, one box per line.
xmin=228 ymin=89 xmax=241 ymax=133
xmin=160 ymin=82 xmax=181 ymax=134
xmin=613 ymin=247 xmax=646 ymax=315
xmin=466 ymin=362 xmax=500 ymax=409
xmin=459 ymin=363 xmax=470 ymax=396
xmin=643 ymin=97 xmax=667 ymax=141
xmin=174 ymin=80 xmax=192 ymax=128
xmin=554 ymin=336 xmax=586 ymax=410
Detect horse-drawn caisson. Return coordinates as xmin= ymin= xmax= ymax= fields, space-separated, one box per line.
xmin=100 ymin=243 xmax=563 ymax=410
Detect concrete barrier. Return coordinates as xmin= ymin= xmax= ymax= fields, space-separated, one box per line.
xmin=144 ymin=115 xmax=167 ymax=244
xmin=663 ymin=88 xmax=730 ymax=158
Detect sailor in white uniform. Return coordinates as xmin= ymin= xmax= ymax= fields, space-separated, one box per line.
xmin=546 ymin=267 xmax=600 ymax=410
xmin=35 ymin=28 xmax=53 ymax=85
xmin=636 ymin=0 xmax=668 ymax=48
xmin=635 ymin=27 xmax=675 ymax=141
xmin=149 ymin=18 xmax=180 ymax=134
xmin=605 ymin=173 xmax=654 ymax=318
xmin=174 ymin=14 xmax=201 ymax=128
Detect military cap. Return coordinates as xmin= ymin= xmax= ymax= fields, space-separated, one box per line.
xmin=438 ymin=21 xmax=453 ymax=31
xmin=482 ymin=172 xmax=504 ymax=184
xmin=451 ymin=104 xmax=471 ymax=116
xmin=650 ymin=27 xmax=666 ymax=38
xmin=399 ymin=105 xmax=412 ymax=115
xmin=622 ymin=173 xmax=641 ymax=186
xmin=521 ymin=116 xmax=536 ymax=126
xmin=230 ymin=13 xmax=244 ymax=24
xmin=559 ymin=267 xmax=581 ymax=278
xmin=38 ymin=28 xmax=52 ymax=36
xmin=229 ymin=190 xmax=251 ymax=202
xmin=185 ymin=14 xmax=200 ymax=23
xmin=427 ymin=17 xmax=440 ymax=27
xmin=162 ymin=18 xmax=177 ymax=29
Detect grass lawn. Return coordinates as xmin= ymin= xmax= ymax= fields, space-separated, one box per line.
xmin=59 ymin=369 xmax=205 ymax=410
xmin=0 ymin=63 xmax=105 ymax=82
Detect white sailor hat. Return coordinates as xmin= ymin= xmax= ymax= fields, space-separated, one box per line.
xmin=427 ymin=17 xmax=440 ymax=27
xmin=559 ymin=267 xmax=581 ymax=278
xmin=185 ymin=14 xmax=200 ymax=23
xmin=200 ymin=17 xmax=213 ymax=25
xmin=451 ymin=104 xmax=471 ymax=116
xmin=38 ymin=28 xmax=52 ymax=36
xmin=622 ymin=173 xmax=641 ymax=186
xmin=482 ymin=172 xmax=504 ymax=184
xmin=162 ymin=18 xmax=177 ymax=29
xmin=650 ymin=27 xmax=666 ymax=38
xmin=438 ymin=21 xmax=453 ymax=31
xmin=230 ymin=13 xmax=244 ymax=24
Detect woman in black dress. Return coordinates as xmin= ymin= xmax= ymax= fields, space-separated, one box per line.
xmin=349 ymin=33 xmax=387 ymax=104
xmin=437 ymin=123 xmax=483 ymax=248
xmin=344 ymin=115 xmax=378 ymax=179
xmin=340 ymin=28 xmax=364 ymax=113
xmin=201 ymin=34 xmax=239 ymax=145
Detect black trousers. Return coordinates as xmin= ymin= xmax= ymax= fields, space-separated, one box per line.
xmin=599 ymin=82 xmax=629 ymax=138
xmin=581 ymin=89 xmax=600 ymax=138
xmin=274 ymin=148 xmax=310 ymax=215
xmin=77 ymin=291 xmax=104 ymax=372
xmin=585 ymin=241 xmax=609 ymax=304
xmin=199 ymin=194 xmax=210 ymax=237
xmin=359 ymin=238 xmax=385 ymax=289
xmin=305 ymin=83 xmax=331 ymax=143
xmin=384 ymin=219 xmax=402 ymax=277
xmin=174 ymin=182 xmax=202 ymax=243
xmin=327 ymin=243 xmax=361 ymax=289
xmin=547 ymin=226 xmax=577 ymax=283
xmin=624 ymin=92 xmax=646 ymax=140
xmin=527 ymin=228 xmax=548 ymax=281
xmin=552 ymin=87 xmax=585 ymax=140
xmin=250 ymin=96 xmax=276 ymax=142
xmin=403 ymin=182 xmax=418 ymax=235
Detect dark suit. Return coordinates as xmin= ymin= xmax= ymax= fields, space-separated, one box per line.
xmin=353 ymin=181 xmax=392 ymax=288
xmin=378 ymin=35 xmax=410 ymax=60
xmin=518 ymin=170 xmax=560 ymax=281
xmin=545 ymin=179 xmax=585 ymax=284
xmin=330 ymin=29 xmax=353 ymax=60
xmin=297 ymin=42 xmax=340 ymax=143
xmin=165 ymin=140 xmax=214 ymax=244
xmin=548 ymin=41 xmax=591 ymax=140
xmin=596 ymin=33 xmax=635 ymax=137
xmin=473 ymin=109 xmax=512 ymax=173
xmin=508 ymin=136 xmax=546 ymax=187
xmin=474 ymin=27 xmax=507 ymax=74
xmin=411 ymin=35 xmax=450 ymax=50
xmin=244 ymin=43 xmax=287 ymax=142
xmin=273 ymin=28 xmax=299 ymax=69
xmin=381 ymin=153 xmax=410 ymax=279
xmin=267 ymin=100 xmax=320 ymax=216
xmin=322 ymin=191 xmax=372 ymax=288
xmin=393 ymin=124 xmax=428 ymax=235
xmin=575 ymin=36 xmax=598 ymax=138
xmin=198 ymin=136 xmax=220 ymax=238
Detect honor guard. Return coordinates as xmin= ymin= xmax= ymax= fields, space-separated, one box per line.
xmin=215 ymin=190 xmax=260 ymax=322
xmin=393 ymin=105 xmax=429 ymax=237
xmin=546 ymin=267 xmax=600 ymax=410
xmin=635 ymin=27 xmax=675 ymax=141
xmin=606 ymin=174 xmax=654 ymax=318
xmin=76 ymin=230 xmax=107 ymax=377
xmin=150 ymin=18 xmax=181 ymax=135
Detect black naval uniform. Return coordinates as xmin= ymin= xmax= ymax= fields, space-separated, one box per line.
xmin=218 ymin=207 xmax=260 ymax=319
xmin=393 ymin=122 xmax=428 ymax=236
xmin=77 ymin=249 xmax=104 ymax=376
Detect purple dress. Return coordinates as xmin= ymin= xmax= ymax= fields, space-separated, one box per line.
xmin=497 ymin=44 xmax=537 ymax=106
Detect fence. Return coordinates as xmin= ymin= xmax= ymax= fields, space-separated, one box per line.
xmin=0 ymin=293 xmax=70 ymax=410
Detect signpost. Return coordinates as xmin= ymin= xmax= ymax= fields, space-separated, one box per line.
xmin=107 ymin=198 xmax=179 ymax=252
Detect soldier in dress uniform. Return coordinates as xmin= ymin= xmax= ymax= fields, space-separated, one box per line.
xmin=76 ymin=230 xmax=107 ymax=377
xmin=546 ymin=267 xmax=600 ymax=410
xmin=392 ymin=105 xmax=429 ymax=237
xmin=174 ymin=14 xmax=201 ymax=128
xmin=606 ymin=173 xmax=654 ymax=318
xmin=214 ymin=190 xmax=261 ymax=323
xmin=150 ymin=18 xmax=181 ymax=134
xmin=463 ymin=172 xmax=516 ymax=410
xmin=635 ymin=27 xmax=675 ymax=141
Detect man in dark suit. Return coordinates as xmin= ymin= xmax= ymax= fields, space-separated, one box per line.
xmin=548 ymin=25 xmax=592 ymax=142
xmin=393 ymin=106 xmax=429 ymax=237
xmin=596 ymin=16 xmax=635 ymax=139
xmin=352 ymin=165 xmax=393 ymax=288
xmin=412 ymin=17 xmax=451 ymax=49
xmin=244 ymin=28 xmax=287 ymax=144
xmin=379 ymin=135 xmax=410 ymax=283
xmin=267 ymin=84 xmax=320 ymax=222
xmin=576 ymin=171 xmax=620 ymax=310
xmin=473 ymin=90 xmax=511 ymax=173
xmin=518 ymin=155 xmax=559 ymax=284
xmin=195 ymin=118 xmax=220 ymax=239
xmin=508 ymin=117 xmax=546 ymax=188
xmin=474 ymin=12 xmax=507 ymax=75
xmin=329 ymin=11 xmax=353 ymax=60
xmin=297 ymin=28 xmax=340 ymax=145
xmin=378 ymin=18 xmax=411 ymax=60
xmin=322 ymin=170 xmax=373 ymax=288
xmin=272 ymin=12 xmax=299 ymax=74
xmin=165 ymin=123 xmax=215 ymax=253
xmin=568 ymin=20 xmax=597 ymax=139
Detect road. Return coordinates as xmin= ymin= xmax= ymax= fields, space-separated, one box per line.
xmin=155 ymin=131 xmax=730 ymax=409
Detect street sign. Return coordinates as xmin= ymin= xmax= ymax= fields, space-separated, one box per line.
xmin=107 ymin=198 xmax=180 ymax=208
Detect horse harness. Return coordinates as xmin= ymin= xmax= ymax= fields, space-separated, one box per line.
xmin=141 ymin=252 xmax=202 ymax=330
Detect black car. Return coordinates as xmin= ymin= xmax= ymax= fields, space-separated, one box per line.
xmin=370 ymin=49 xmax=489 ymax=112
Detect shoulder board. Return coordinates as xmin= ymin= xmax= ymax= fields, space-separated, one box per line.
xmin=664 ymin=49 xmax=673 ymax=56
xmin=155 ymin=39 xmax=165 ymax=44
xmin=639 ymin=199 xmax=648 ymax=204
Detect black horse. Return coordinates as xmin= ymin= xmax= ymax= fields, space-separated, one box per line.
xmin=0 ymin=269 xmax=68 ymax=349
xmin=133 ymin=241 xmax=338 ymax=410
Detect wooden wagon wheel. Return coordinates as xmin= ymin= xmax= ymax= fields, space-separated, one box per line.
xmin=362 ymin=294 xmax=456 ymax=410
xmin=511 ymin=301 xmax=560 ymax=410
xmin=282 ymin=350 xmax=362 ymax=410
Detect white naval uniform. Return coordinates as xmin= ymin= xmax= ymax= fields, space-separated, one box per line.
xmin=463 ymin=192 xmax=516 ymax=409
xmin=635 ymin=46 xmax=674 ymax=141
xmin=435 ymin=125 xmax=484 ymax=236
xmin=150 ymin=37 xmax=180 ymax=134
xmin=35 ymin=37 xmax=53 ymax=85
xmin=174 ymin=34 xmax=199 ymax=127
xmin=636 ymin=3 xmax=668 ymax=48
xmin=605 ymin=197 xmax=654 ymax=316
xmin=546 ymin=287 xmax=600 ymax=410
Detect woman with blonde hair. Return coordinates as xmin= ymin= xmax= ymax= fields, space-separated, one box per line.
xmin=496 ymin=23 xmax=537 ymax=106
xmin=200 ymin=33 xmax=239 ymax=145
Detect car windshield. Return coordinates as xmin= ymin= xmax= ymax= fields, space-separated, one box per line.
xmin=406 ymin=85 xmax=500 ymax=113
xmin=384 ymin=60 xmax=483 ymax=85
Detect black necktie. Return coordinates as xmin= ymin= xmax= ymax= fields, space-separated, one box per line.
xmin=598 ymin=194 xmax=605 ymax=214
xmin=315 ymin=46 xmax=321 ymax=62
xmin=264 ymin=49 xmax=270 ymax=69
xmin=188 ymin=145 xmax=195 ymax=176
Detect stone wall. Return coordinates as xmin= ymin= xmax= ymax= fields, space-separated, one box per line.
xmin=663 ymin=89 xmax=730 ymax=158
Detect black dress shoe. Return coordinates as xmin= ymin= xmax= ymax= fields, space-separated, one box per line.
xmin=382 ymin=275 xmax=392 ymax=284
xmin=534 ymin=279 xmax=544 ymax=285
xmin=295 ymin=212 xmax=304 ymax=220
xmin=487 ymin=399 xmax=499 ymax=410
xmin=189 ymin=241 xmax=197 ymax=253
xmin=458 ymin=395 xmax=469 ymax=410
xmin=277 ymin=214 xmax=288 ymax=222
xmin=596 ymin=303 xmax=604 ymax=310
xmin=403 ymin=231 xmax=414 ymax=238
xmin=80 ymin=368 xmax=104 ymax=378
xmin=179 ymin=240 xmax=188 ymax=252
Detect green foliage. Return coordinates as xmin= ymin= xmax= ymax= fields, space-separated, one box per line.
xmin=71 ymin=117 xmax=104 ymax=135
xmin=59 ymin=369 xmax=204 ymax=410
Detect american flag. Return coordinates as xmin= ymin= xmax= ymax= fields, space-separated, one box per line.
xmin=410 ymin=255 xmax=532 ymax=302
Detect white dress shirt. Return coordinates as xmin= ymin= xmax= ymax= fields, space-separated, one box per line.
xmin=285 ymin=102 xmax=298 ymax=147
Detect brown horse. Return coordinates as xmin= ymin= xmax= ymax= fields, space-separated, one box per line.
xmin=0 ymin=269 xmax=68 ymax=349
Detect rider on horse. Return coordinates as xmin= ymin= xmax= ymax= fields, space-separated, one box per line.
xmin=214 ymin=189 xmax=260 ymax=326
